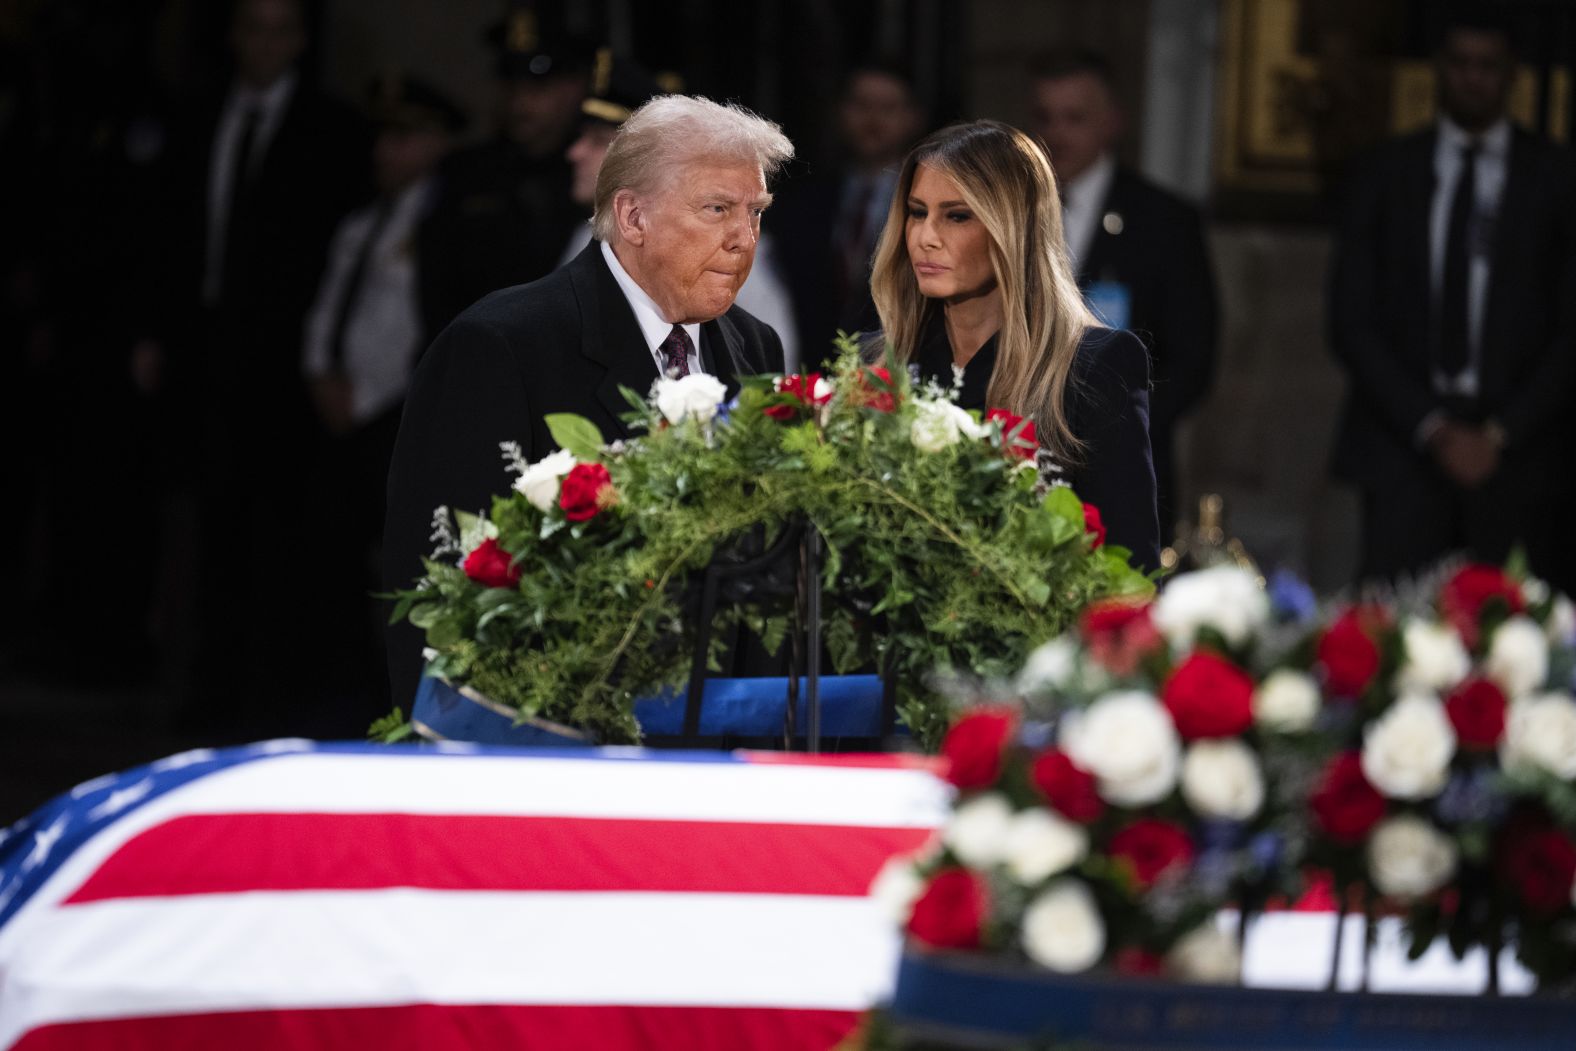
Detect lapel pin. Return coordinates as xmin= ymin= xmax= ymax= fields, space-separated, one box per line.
xmin=1102 ymin=211 xmax=1125 ymax=236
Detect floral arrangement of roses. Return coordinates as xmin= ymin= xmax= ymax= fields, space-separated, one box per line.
xmin=1291 ymin=562 xmax=1576 ymax=988
xmin=873 ymin=564 xmax=1324 ymax=983
xmin=387 ymin=338 xmax=1151 ymax=746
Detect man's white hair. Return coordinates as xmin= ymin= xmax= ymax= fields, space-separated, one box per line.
xmin=592 ymin=95 xmax=794 ymax=242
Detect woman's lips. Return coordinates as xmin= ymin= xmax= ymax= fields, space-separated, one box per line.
xmin=913 ymin=262 xmax=949 ymax=275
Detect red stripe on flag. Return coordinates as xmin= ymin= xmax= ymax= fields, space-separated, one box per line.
xmin=63 ymin=813 xmax=936 ymax=903
xmin=9 ymin=1004 xmax=860 ymax=1051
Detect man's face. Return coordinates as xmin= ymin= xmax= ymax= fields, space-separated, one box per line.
xmin=1028 ymin=73 xmax=1120 ymax=184
xmin=501 ymin=75 xmax=587 ymax=156
xmin=1438 ymin=29 xmax=1514 ymax=132
xmin=620 ymin=160 xmax=770 ymax=324
xmin=567 ymin=123 xmax=618 ymax=207
xmin=374 ymin=126 xmax=451 ymax=196
xmin=231 ymin=0 xmax=305 ymax=89
xmin=839 ymin=72 xmax=921 ymax=167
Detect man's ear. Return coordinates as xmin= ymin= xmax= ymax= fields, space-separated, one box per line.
xmin=613 ymin=189 xmax=646 ymax=247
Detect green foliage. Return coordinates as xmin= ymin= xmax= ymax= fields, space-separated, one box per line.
xmin=388 ymin=337 xmax=1151 ymax=745
xmin=369 ymin=707 xmax=415 ymax=743
xmin=545 ymin=413 xmax=605 ymax=461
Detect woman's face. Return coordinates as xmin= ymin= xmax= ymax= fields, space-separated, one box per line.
xmin=905 ymin=163 xmax=997 ymax=303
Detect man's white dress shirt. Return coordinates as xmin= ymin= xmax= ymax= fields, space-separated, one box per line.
xmin=600 ymin=240 xmax=706 ymax=376
xmin=1059 ymin=152 xmax=1117 ymax=273
xmin=302 ymin=179 xmax=430 ymax=425
xmin=1428 ymin=116 xmax=1511 ymax=399
xmin=204 ymin=71 xmax=297 ymax=303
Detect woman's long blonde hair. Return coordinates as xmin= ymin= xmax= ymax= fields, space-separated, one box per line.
xmin=869 ymin=120 xmax=1096 ymax=458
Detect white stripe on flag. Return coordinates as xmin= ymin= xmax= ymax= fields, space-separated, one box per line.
xmin=0 ymin=890 xmax=898 ymax=1047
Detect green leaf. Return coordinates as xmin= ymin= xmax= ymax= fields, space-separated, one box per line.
xmin=1043 ymin=485 xmax=1084 ymax=523
xmin=368 ymin=707 xmax=415 ymax=743
xmin=546 ymin=413 xmax=606 ymax=460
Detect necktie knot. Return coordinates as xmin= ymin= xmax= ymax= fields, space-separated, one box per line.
xmin=659 ymin=324 xmax=692 ymax=378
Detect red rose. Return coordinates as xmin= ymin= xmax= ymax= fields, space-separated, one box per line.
xmin=905 ymin=867 xmax=989 ymax=949
xmin=855 ymin=366 xmax=898 ymax=413
xmin=1160 ymin=651 xmax=1255 ymax=739
xmin=986 ymin=407 xmax=1038 ymax=460
xmin=1309 ymin=752 xmax=1386 ymax=845
xmin=1079 ymin=599 xmax=1163 ymax=677
xmin=1109 ymin=819 xmax=1194 ymax=890
xmin=1440 ymin=565 xmax=1525 ymax=648
xmin=1316 ymin=607 xmax=1383 ymax=698
xmin=1029 ymin=749 xmax=1104 ymax=823
xmin=940 ymin=706 xmax=1017 ymax=790
xmin=558 ymin=462 xmax=614 ymax=522
xmin=461 ymin=537 xmax=521 ymax=589
xmin=1114 ymin=946 xmax=1165 ymax=976
xmin=1501 ymin=822 xmax=1576 ymax=915
xmin=1082 ymin=503 xmax=1106 ymax=548
xmin=1445 ymin=677 xmax=1508 ymax=748
xmin=764 ymin=372 xmax=831 ymax=420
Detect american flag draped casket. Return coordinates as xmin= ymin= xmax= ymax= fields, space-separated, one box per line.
xmin=0 ymin=741 xmax=948 ymax=1050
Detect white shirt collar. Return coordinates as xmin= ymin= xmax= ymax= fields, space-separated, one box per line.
xmin=600 ymin=240 xmax=702 ymax=365
xmin=1437 ymin=115 xmax=1511 ymax=157
xmin=1062 ymin=152 xmax=1116 ymax=208
xmin=229 ymin=69 xmax=297 ymax=122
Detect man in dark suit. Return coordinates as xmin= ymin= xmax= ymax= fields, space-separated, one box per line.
xmin=1028 ymin=49 xmax=1218 ymax=538
xmin=415 ymin=8 xmax=590 ymax=343
xmin=1329 ymin=13 xmax=1576 ymax=588
xmin=143 ymin=0 xmax=368 ymax=727
xmin=772 ymin=61 xmax=925 ymax=366
xmin=384 ymin=95 xmax=794 ymax=706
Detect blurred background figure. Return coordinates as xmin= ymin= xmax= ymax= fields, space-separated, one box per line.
xmin=416 ymin=4 xmax=590 ymax=342
xmin=1328 ymin=8 xmax=1576 ymax=590
xmin=774 ymin=60 xmax=925 ymax=366
xmin=560 ymin=51 xmax=800 ymax=367
xmin=298 ymin=72 xmax=464 ymax=735
xmin=148 ymin=0 xmax=368 ymax=731
xmin=1027 ymin=47 xmax=1218 ymax=539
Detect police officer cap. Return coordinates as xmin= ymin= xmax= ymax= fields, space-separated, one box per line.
xmin=581 ymin=49 xmax=664 ymax=127
xmin=485 ymin=5 xmax=595 ymax=82
xmin=366 ymin=71 xmax=467 ymax=134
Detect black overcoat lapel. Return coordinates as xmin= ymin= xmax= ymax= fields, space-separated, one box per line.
xmin=567 ymin=243 xmax=659 ymax=436
xmin=1400 ymin=130 xmax=1438 ymax=363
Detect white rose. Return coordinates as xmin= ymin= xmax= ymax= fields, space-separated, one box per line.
xmin=1502 ymin=692 xmax=1576 ymax=779
xmin=1181 ymin=739 xmax=1265 ymax=820
xmin=1002 ymin=807 xmax=1089 ymax=885
xmin=1061 ymin=691 xmax=1181 ymax=807
xmin=653 ymin=373 xmax=728 ymax=424
xmin=1021 ymin=879 xmax=1105 ymax=973
xmin=909 ymin=400 xmax=982 ymax=453
xmin=1395 ymin=619 xmax=1471 ymax=694
xmin=1547 ymin=595 xmax=1576 ymax=646
xmin=513 ymin=448 xmax=578 ymax=512
xmin=942 ymin=792 xmax=1013 ymax=869
xmin=1485 ymin=616 xmax=1550 ymax=699
xmin=1367 ymin=814 xmax=1457 ymax=901
xmin=868 ymin=855 xmax=926 ymax=926
xmin=1018 ymin=636 xmax=1078 ymax=694
xmin=1151 ymin=565 xmax=1269 ymax=649
xmin=1252 ymin=669 xmax=1321 ymax=733
xmin=1166 ymin=923 xmax=1242 ymax=984
xmin=1361 ymin=694 xmax=1456 ymax=800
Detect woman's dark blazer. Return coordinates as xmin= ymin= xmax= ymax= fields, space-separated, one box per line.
xmin=900 ymin=320 xmax=1160 ymax=571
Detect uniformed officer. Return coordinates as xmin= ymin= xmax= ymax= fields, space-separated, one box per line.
xmin=299 ymin=72 xmax=465 ymax=731
xmin=416 ymin=6 xmax=592 ymax=343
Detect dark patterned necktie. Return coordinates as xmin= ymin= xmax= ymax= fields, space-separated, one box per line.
xmin=659 ymin=324 xmax=693 ymax=377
